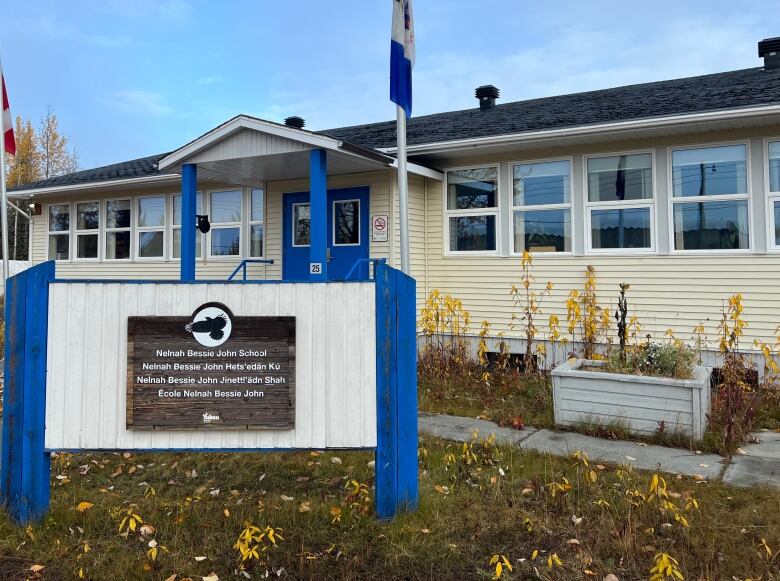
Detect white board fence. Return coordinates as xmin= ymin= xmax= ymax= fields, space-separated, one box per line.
xmin=44 ymin=282 xmax=377 ymax=450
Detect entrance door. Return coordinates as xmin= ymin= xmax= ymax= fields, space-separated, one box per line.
xmin=283 ymin=187 xmax=370 ymax=281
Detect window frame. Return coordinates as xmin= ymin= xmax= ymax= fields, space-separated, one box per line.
xmin=47 ymin=202 xmax=72 ymax=262
xmin=170 ymin=191 xmax=205 ymax=262
xmin=509 ymin=156 xmax=574 ymax=256
xmin=103 ymin=197 xmax=132 ymax=262
xmin=584 ymin=149 xmax=657 ymax=255
xmin=135 ymin=194 xmax=167 ymax=261
xmin=765 ymin=137 xmax=780 ymax=252
xmin=248 ymin=187 xmax=266 ymax=258
xmin=442 ymin=164 xmax=501 ymax=257
xmin=207 ymin=188 xmax=243 ymax=259
xmin=667 ymin=140 xmax=753 ymax=254
xmin=73 ymin=199 xmax=101 ymax=262
xmin=332 ymin=198 xmax=362 ymax=247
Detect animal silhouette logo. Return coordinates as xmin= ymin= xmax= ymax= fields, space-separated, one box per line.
xmin=185 ymin=302 xmax=233 ymax=347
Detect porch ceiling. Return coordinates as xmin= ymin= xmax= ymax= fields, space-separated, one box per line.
xmin=192 ymin=148 xmax=392 ymax=188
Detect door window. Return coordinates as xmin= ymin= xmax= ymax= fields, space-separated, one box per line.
xmin=333 ymin=200 xmax=360 ymax=245
xmin=293 ymin=203 xmax=311 ymax=246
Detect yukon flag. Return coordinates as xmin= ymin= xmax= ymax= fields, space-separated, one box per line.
xmin=390 ymin=0 xmax=414 ymax=118
xmin=1 ymin=66 xmax=15 ymax=155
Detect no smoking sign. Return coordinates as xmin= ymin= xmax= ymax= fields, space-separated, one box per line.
xmin=372 ymin=215 xmax=389 ymax=242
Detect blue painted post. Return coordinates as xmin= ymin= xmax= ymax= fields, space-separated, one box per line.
xmin=309 ymin=149 xmax=327 ymax=281
xmin=374 ymin=261 xmax=418 ymax=519
xmin=181 ymin=163 xmax=197 ymax=282
xmin=0 ymin=261 xmax=55 ymax=523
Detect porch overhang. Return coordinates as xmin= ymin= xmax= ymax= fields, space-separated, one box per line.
xmin=158 ymin=115 xmax=399 ymax=186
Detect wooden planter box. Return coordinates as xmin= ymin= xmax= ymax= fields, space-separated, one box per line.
xmin=551 ymin=359 xmax=712 ymax=440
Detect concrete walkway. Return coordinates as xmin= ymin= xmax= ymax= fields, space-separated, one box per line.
xmin=419 ymin=414 xmax=780 ymax=488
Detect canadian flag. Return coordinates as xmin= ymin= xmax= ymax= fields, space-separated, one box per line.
xmin=1 ymin=66 xmax=15 ymax=156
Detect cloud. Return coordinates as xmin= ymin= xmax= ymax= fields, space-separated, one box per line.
xmin=196 ymin=76 xmax=222 ymax=86
xmin=101 ymin=90 xmax=173 ymax=116
xmin=84 ymin=0 xmax=192 ymax=23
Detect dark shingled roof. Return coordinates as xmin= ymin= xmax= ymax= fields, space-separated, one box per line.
xmin=10 ymin=153 xmax=170 ymax=193
xmin=324 ymin=67 xmax=780 ymax=149
xmin=12 ymin=66 xmax=780 ymax=192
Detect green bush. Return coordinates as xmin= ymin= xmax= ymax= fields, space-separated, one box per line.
xmin=603 ymin=342 xmax=696 ymax=379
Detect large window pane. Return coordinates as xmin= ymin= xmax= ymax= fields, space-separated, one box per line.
xmin=447 ymin=168 xmax=498 ymax=209
xmin=211 ymin=190 xmax=242 ymax=223
xmin=48 ymin=235 xmax=69 ymax=260
xmin=49 ymin=204 xmax=70 ymax=231
xmin=77 ymin=234 xmax=98 ymax=258
xmin=513 ymin=161 xmax=570 ymax=206
xmin=138 ymin=197 xmax=166 ymax=227
xmin=77 ymin=202 xmax=99 ymax=230
xmin=211 ymin=227 xmax=240 ymax=256
xmin=139 ymin=231 xmax=164 ymax=258
xmin=107 ymin=199 xmax=131 ymax=229
xmin=173 ymin=192 xmax=203 ymax=226
xmin=673 ymin=200 xmax=749 ymax=250
xmin=334 ymin=200 xmax=359 ymax=245
xmin=106 ymin=231 xmax=131 ymax=260
xmin=250 ymin=225 xmax=264 ymax=257
xmin=769 ymin=141 xmax=780 ymax=193
xmin=251 ymin=188 xmax=264 ymax=222
xmin=587 ymin=154 xmax=653 ymax=202
xmin=591 ymin=208 xmax=651 ymax=249
xmin=672 ymin=144 xmax=747 ymax=197
xmin=172 ymin=229 xmax=202 ymax=259
xmin=514 ymin=209 xmax=571 ymax=253
xmin=449 ymin=215 xmax=497 ymax=252
xmin=774 ymin=200 xmax=780 ymax=246
xmin=293 ymin=203 xmax=310 ymax=246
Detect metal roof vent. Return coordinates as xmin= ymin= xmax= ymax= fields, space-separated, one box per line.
xmin=475 ymin=85 xmax=500 ymax=110
xmin=284 ymin=116 xmax=305 ymax=129
xmin=758 ymin=37 xmax=780 ymax=71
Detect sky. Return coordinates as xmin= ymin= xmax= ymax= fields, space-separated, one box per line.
xmin=1 ymin=0 xmax=779 ymax=169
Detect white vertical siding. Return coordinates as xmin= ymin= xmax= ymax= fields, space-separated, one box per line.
xmin=45 ymin=281 xmax=377 ymax=450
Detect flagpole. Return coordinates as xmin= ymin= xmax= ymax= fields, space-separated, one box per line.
xmin=397 ymin=105 xmax=410 ymax=274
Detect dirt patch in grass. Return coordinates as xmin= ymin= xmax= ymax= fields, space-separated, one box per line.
xmin=1 ymin=437 xmax=778 ymax=580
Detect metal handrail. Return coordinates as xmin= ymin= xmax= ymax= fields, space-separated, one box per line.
xmin=227 ymin=259 xmax=275 ymax=281
xmin=345 ymin=258 xmax=386 ymax=281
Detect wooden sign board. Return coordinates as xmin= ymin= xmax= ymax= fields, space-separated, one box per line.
xmin=126 ymin=303 xmax=295 ymax=430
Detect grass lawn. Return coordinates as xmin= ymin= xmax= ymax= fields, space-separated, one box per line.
xmin=1 ymin=436 xmax=778 ymax=580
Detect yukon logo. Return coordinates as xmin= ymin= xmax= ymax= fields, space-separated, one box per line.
xmin=202 ymin=412 xmax=221 ymax=423
xmin=185 ymin=302 xmax=233 ymax=348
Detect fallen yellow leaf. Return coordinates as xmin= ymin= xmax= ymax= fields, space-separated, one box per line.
xmin=76 ymin=501 xmax=93 ymax=513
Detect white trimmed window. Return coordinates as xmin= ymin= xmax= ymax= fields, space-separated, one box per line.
xmin=105 ymin=199 xmax=131 ymax=260
xmin=768 ymin=141 xmax=780 ymax=249
xmin=47 ymin=203 xmax=71 ymax=261
xmin=137 ymin=195 xmax=166 ymax=259
xmin=75 ymin=201 xmax=100 ymax=260
xmin=172 ymin=192 xmax=204 ymax=259
xmin=249 ymin=188 xmax=265 ymax=257
xmin=445 ymin=166 xmax=499 ymax=253
xmin=671 ymin=144 xmax=750 ymax=251
xmin=209 ymin=190 xmax=242 ymax=257
xmin=512 ymin=160 xmax=571 ymax=253
xmin=586 ymin=153 xmax=654 ymax=252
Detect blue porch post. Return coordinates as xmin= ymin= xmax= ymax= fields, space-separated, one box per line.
xmin=180 ymin=163 xmax=197 ymax=282
xmin=309 ymin=149 xmax=327 ymax=281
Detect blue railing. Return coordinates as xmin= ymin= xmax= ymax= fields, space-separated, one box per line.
xmin=345 ymin=258 xmax=386 ymax=281
xmin=227 ymin=259 xmax=275 ymax=281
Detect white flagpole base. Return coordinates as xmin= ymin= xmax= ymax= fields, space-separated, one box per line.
xmin=396 ymin=105 xmax=410 ymax=275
